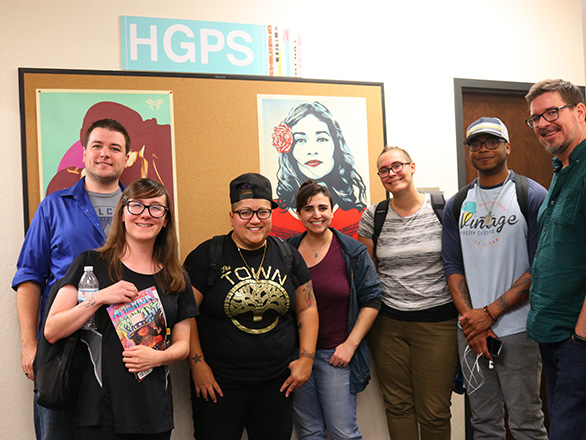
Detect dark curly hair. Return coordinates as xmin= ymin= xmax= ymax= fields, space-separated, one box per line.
xmin=276 ymin=102 xmax=367 ymax=211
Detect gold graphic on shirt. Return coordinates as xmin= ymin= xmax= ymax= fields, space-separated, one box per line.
xmin=224 ymin=278 xmax=290 ymax=335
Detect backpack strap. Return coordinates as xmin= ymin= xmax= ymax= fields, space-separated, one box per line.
xmin=514 ymin=174 xmax=529 ymax=222
xmin=372 ymin=199 xmax=389 ymax=255
xmin=268 ymin=235 xmax=299 ymax=287
xmin=429 ymin=193 xmax=446 ymax=225
xmin=452 ymin=174 xmax=529 ymax=223
xmin=207 ymin=235 xmax=225 ymax=288
xmin=452 ymin=184 xmax=472 ymax=221
xmin=208 ymin=235 xmax=300 ymax=287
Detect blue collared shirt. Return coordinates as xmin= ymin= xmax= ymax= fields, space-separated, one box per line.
xmin=12 ymin=177 xmax=124 ymax=331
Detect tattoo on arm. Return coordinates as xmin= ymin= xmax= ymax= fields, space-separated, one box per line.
xmin=82 ymin=295 xmax=97 ymax=308
xmin=298 ymin=321 xmax=303 ymax=329
xmin=301 ymin=281 xmax=316 ymax=308
xmin=457 ymin=278 xmax=473 ymax=309
xmin=495 ymin=277 xmax=530 ymax=314
xmin=191 ymin=353 xmax=202 ymax=364
xmin=300 ymin=348 xmax=315 ymax=360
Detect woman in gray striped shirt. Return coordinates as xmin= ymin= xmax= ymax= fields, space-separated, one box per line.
xmin=358 ymin=146 xmax=458 ymax=440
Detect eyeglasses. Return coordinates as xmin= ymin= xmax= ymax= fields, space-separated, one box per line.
xmin=466 ymin=138 xmax=505 ymax=152
xmin=125 ymin=201 xmax=168 ymax=218
xmin=377 ymin=162 xmax=411 ymax=178
xmin=233 ymin=208 xmax=273 ymax=220
xmin=525 ymin=103 xmax=576 ymax=129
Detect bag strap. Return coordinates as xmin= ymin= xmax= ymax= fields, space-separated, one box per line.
xmin=207 ymin=234 xmax=300 ymax=287
xmin=452 ymin=175 xmax=529 ymax=223
xmin=429 ymin=192 xmax=446 ymax=225
xmin=372 ymin=199 xmax=389 ymax=255
xmin=268 ymin=235 xmax=299 ymax=287
xmin=515 ymin=174 xmax=529 ymax=222
xmin=207 ymin=235 xmax=225 ymax=288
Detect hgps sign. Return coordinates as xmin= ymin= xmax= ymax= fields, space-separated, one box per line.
xmin=121 ymin=16 xmax=301 ymax=77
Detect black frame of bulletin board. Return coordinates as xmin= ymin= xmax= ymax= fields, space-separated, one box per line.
xmin=19 ymin=68 xmax=387 ymax=258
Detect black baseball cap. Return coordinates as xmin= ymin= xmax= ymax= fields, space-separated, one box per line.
xmin=229 ymin=173 xmax=278 ymax=209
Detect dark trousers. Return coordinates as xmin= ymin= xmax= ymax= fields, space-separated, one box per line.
xmin=74 ymin=425 xmax=171 ymax=440
xmin=540 ymin=338 xmax=586 ymax=440
xmin=190 ymin=375 xmax=293 ymax=440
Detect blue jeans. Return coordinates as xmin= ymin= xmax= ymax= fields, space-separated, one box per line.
xmin=540 ymin=337 xmax=586 ymax=440
xmin=293 ymin=349 xmax=361 ymax=440
xmin=33 ymin=392 xmax=74 ymax=440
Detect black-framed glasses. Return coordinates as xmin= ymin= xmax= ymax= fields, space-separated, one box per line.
xmin=233 ymin=208 xmax=273 ymax=220
xmin=125 ymin=200 xmax=168 ymax=218
xmin=377 ymin=162 xmax=411 ymax=178
xmin=466 ymin=138 xmax=505 ymax=152
xmin=525 ymin=103 xmax=576 ymax=129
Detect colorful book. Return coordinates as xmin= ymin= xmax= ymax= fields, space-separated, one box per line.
xmin=106 ymin=286 xmax=167 ymax=381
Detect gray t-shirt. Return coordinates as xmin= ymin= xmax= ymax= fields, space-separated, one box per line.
xmin=358 ymin=194 xmax=451 ymax=311
xmin=87 ymin=188 xmax=122 ymax=236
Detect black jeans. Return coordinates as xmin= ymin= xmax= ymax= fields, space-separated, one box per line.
xmin=190 ymin=375 xmax=294 ymax=440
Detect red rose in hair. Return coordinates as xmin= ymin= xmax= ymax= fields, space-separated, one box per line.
xmin=272 ymin=122 xmax=293 ymax=153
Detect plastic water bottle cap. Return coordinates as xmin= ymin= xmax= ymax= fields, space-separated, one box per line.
xmin=84 ymin=266 xmax=93 ymax=271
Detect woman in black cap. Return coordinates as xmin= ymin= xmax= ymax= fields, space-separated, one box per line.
xmin=184 ymin=172 xmax=319 ymax=440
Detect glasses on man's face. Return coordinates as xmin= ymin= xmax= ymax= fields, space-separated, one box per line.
xmin=233 ymin=208 xmax=273 ymax=220
xmin=377 ymin=162 xmax=411 ymax=178
xmin=525 ymin=103 xmax=576 ymax=129
xmin=466 ymin=138 xmax=505 ymax=153
xmin=125 ymin=201 xmax=168 ymax=218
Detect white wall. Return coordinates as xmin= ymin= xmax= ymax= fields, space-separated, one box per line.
xmin=2 ymin=0 xmax=584 ymax=438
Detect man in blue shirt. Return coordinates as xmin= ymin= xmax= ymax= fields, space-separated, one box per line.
xmin=12 ymin=118 xmax=130 ymax=440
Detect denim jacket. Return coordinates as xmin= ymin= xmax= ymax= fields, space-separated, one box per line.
xmin=287 ymin=227 xmax=382 ymax=393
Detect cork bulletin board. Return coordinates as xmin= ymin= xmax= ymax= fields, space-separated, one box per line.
xmin=19 ymin=68 xmax=387 ymax=258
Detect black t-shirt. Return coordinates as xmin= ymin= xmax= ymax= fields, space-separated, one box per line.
xmin=183 ymin=233 xmax=312 ymax=385
xmin=61 ymin=250 xmax=198 ymax=434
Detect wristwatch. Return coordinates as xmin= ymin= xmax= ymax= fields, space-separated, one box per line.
xmin=573 ymin=333 xmax=586 ymax=345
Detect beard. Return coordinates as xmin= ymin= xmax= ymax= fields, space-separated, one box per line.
xmin=539 ymin=137 xmax=572 ymax=156
xmin=538 ymin=125 xmax=576 ymax=156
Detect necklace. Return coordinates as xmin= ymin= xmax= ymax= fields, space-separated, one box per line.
xmin=310 ymin=238 xmax=332 ymax=259
xmin=237 ymin=241 xmax=267 ymax=281
xmin=478 ymin=174 xmax=510 ymax=224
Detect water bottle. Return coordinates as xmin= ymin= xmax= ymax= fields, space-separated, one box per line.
xmin=78 ymin=266 xmax=99 ymax=330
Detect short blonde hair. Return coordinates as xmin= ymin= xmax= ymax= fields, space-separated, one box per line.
xmin=377 ymin=146 xmax=412 ymax=167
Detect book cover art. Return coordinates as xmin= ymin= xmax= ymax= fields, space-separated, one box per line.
xmin=106 ymin=286 xmax=167 ymax=380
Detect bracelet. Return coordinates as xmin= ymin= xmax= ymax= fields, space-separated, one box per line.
xmin=483 ymin=306 xmax=497 ymax=324
xmin=574 ymin=333 xmax=586 ymax=345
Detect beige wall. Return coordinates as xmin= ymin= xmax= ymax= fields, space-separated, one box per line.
xmin=2 ymin=0 xmax=585 ymax=438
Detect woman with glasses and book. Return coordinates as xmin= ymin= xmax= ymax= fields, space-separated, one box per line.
xmin=286 ymin=180 xmax=381 ymax=440
xmin=44 ymin=178 xmax=197 ymax=440
xmin=357 ymin=146 xmax=458 ymax=440
xmin=183 ymin=172 xmax=318 ymax=440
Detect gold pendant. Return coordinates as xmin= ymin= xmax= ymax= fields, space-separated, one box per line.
xmin=485 ymin=213 xmax=493 ymax=223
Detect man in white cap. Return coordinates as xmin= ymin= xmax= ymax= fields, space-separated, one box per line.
xmin=442 ymin=117 xmax=548 ymax=438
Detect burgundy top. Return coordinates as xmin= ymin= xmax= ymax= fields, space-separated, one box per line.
xmin=309 ymin=234 xmax=351 ymax=349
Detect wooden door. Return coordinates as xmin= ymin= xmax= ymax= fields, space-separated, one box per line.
xmin=462 ymin=90 xmax=554 ymax=189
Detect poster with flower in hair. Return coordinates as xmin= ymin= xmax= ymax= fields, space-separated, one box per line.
xmin=106 ymin=286 xmax=167 ymax=381
xmin=257 ymin=95 xmax=371 ymax=239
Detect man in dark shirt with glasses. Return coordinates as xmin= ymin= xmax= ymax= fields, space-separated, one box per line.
xmin=525 ymin=78 xmax=586 ymax=440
